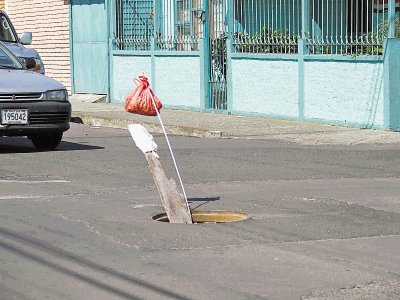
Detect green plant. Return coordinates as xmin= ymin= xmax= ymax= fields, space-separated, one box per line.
xmin=311 ymin=18 xmax=400 ymax=56
xmin=234 ymin=27 xmax=299 ymax=54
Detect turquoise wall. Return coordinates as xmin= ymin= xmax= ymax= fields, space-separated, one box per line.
xmin=112 ymin=53 xmax=201 ymax=108
xmin=154 ymin=57 xmax=201 ymax=107
xmin=232 ymin=59 xmax=299 ymax=117
xmin=229 ymin=55 xmax=384 ymax=128
xmin=384 ymin=39 xmax=400 ymax=131
xmin=112 ymin=54 xmax=152 ymax=102
xmin=305 ymin=61 xmax=384 ymax=127
xmin=112 ymin=52 xmax=386 ymax=130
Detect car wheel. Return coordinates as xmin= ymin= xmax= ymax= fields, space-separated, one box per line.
xmin=30 ymin=132 xmax=63 ymax=151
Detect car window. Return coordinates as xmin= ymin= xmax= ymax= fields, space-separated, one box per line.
xmin=0 ymin=46 xmax=22 ymax=69
xmin=0 ymin=14 xmax=17 ymax=43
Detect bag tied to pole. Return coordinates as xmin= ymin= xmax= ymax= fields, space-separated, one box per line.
xmin=125 ymin=74 xmax=162 ymax=116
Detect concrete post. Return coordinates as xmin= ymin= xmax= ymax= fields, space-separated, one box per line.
xmin=384 ymin=39 xmax=400 ymax=131
xmin=388 ymin=0 xmax=396 ymax=38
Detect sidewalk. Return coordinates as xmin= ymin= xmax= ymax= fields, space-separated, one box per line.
xmin=70 ymin=97 xmax=400 ymax=146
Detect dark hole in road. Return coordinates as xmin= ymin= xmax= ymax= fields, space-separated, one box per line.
xmin=153 ymin=210 xmax=249 ymax=224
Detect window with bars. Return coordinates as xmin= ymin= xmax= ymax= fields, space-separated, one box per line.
xmin=115 ymin=0 xmax=154 ymax=50
xmin=115 ymin=0 xmax=203 ymax=51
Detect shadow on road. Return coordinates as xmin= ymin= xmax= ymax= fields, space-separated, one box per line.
xmin=188 ymin=197 xmax=220 ymax=210
xmin=0 ymin=137 xmax=103 ymax=153
xmin=0 ymin=227 xmax=190 ymax=300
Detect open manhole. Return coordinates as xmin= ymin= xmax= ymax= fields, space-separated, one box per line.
xmin=153 ymin=210 xmax=249 ymax=223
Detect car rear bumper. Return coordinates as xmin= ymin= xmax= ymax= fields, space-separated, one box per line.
xmin=0 ymin=101 xmax=71 ymax=136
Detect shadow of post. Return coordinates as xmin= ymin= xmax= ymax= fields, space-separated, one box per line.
xmin=188 ymin=197 xmax=220 ymax=210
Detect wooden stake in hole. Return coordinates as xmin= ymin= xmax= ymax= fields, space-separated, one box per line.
xmin=145 ymin=152 xmax=193 ymax=224
xmin=129 ymin=124 xmax=193 ymax=224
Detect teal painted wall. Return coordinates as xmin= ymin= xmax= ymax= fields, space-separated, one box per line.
xmin=111 ymin=53 xmax=388 ymax=129
xmin=230 ymin=56 xmax=384 ymax=128
xmin=112 ymin=55 xmax=152 ymax=103
xmin=107 ymin=1 xmax=400 ymax=131
xmin=305 ymin=61 xmax=384 ymax=127
xmin=111 ymin=52 xmax=389 ymax=130
xmin=112 ymin=54 xmax=201 ymax=108
xmin=232 ymin=59 xmax=299 ymax=117
xmin=154 ymin=57 xmax=201 ymax=107
xmin=384 ymin=39 xmax=400 ymax=130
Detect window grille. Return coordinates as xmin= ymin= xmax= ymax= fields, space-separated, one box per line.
xmin=232 ymin=0 xmax=397 ymax=55
xmin=115 ymin=0 xmax=203 ymax=51
xmin=115 ymin=0 xmax=154 ymax=50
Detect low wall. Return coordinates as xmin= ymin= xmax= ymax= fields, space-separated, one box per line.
xmin=230 ymin=54 xmax=384 ymax=129
xmin=154 ymin=56 xmax=201 ymax=107
xmin=112 ymin=52 xmax=201 ymax=109
xmin=304 ymin=60 xmax=384 ymax=128
xmin=111 ymin=50 xmax=387 ymax=130
xmin=112 ymin=54 xmax=152 ymax=103
xmin=232 ymin=57 xmax=299 ymax=118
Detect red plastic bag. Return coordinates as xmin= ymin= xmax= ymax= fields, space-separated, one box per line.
xmin=125 ymin=75 xmax=162 ymax=116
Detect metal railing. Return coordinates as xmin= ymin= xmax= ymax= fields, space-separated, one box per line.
xmin=115 ymin=0 xmax=204 ymax=51
xmin=232 ymin=0 xmax=398 ymax=55
xmin=307 ymin=0 xmax=398 ymax=55
xmin=115 ymin=0 xmax=154 ymax=50
xmin=233 ymin=0 xmax=301 ymax=54
xmin=115 ymin=0 xmax=399 ymax=55
xmin=157 ymin=0 xmax=204 ymax=51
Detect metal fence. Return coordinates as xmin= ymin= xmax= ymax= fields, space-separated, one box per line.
xmin=115 ymin=0 xmax=399 ymax=55
xmin=307 ymin=0 xmax=399 ymax=55
xmin=115 ymin=0 xmax=204 ymax=51
xmin=115 ymin=0 xmax=154 ymax=50
xmin=233 ymin=0 xmax=301 ymax=54
xmin=232 ymin=0 xmax=398 ymax=55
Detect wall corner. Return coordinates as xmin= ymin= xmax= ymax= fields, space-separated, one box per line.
xmin=384 ymin=38 xmax=400 ymax=131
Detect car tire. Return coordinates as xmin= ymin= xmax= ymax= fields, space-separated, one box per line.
xmin=30 ymin=132 xmax=63 ymax=151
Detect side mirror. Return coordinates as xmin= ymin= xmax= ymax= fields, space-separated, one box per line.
xmin=23 ymin=57 xmax=37 ymax=69
xmin=20 ymin=32 xmax=32 ymax=45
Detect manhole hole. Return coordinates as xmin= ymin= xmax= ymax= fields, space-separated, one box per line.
xmin=153 ymin=210 xmax=249 ymax=223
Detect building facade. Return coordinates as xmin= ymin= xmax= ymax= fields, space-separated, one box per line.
xmin=3 ymin=0 xmax=71 ymax=92
xmin=4 ymin=0 xmax=400 ymax=131
xmin=104 ymin=0 xmax=400 ymax=130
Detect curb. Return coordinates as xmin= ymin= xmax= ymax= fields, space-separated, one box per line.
xmin=70 ymin=113 xmax=215 ymax=138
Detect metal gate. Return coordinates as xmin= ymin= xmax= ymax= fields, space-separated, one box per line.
xmin=208 ymin=0 xmax=227 ymax=110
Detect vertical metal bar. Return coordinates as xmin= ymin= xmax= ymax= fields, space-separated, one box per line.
xmin=312 ymin=0 xmax=315 ymax=53
xmin=301 ymin=0 xmax=308 ymax=39
xmin=330 ymin=0 xmax=333 ymax=54
xmin=389 ymin=0 xmax=396 ymax=38
xmin=227 ymin=0 xmax=233 ymax=112
xmin=357 ymin=0 xmax=360 ymax=50
xmin=321 ymin=0 xmax=324 ymax=54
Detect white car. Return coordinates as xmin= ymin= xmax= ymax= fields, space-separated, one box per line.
xmin=0 ymin=41 xmax=70 ymax=150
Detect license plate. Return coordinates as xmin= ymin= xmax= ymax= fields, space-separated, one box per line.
xmin=1 ymin=109 xmax=28 ymax=125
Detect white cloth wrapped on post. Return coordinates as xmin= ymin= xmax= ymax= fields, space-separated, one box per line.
xmin=128 ymin=124 xmax=159 ymax=158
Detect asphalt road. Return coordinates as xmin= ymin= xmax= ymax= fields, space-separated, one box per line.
xmin=0 ymin=123 xmax=400 ymax=300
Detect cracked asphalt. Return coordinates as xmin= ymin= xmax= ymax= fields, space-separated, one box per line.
xmin=1 ymin=123 xmax=400 ymax=299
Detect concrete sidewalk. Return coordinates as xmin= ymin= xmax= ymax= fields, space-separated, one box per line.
xmin=70 ymin=97 xmax=400 ymax=145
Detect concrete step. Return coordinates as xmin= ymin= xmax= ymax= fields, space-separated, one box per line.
xmin=69 ymin=93 xmax=106 ymax=103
